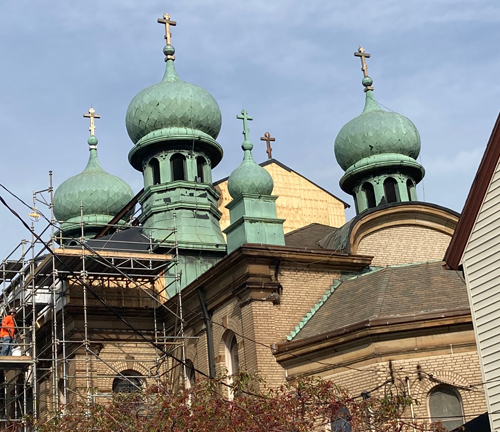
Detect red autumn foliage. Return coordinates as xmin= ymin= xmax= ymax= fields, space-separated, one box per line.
xmin=31 ymin=373 xmax=448 ymax=432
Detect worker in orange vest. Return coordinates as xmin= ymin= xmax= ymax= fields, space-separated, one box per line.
xmin=0 ymin=309 xmax=17 ymax=356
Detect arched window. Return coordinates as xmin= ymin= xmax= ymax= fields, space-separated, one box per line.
xmin=383 ymin=177 xmax=398 ymax=203
xmin=185 ymin=359 xmax=196 ymax=390
xmin=362 ymin=182 xmax=376 ymax=209
xmin=58 ymin=378 xmax=66 ymax=408
xmin=171 ymin=153 xmax=186 ymax=181
xmin=407 ymin=179 xmax=415 ymax=201
xmin=196 ymin=156 xmax=206 ymax=183
xmin=150 ymin=158 xmax=161 ymax=185
xmin=428 ymin=385 xmax=464 ymax=431
xmin=225 ymin=333 xmax=239 ymax=377
xmin=331 ymin=406 xmax=352 ymax=432
xmin=112 ymin=370 xmax=144 ymax=394
xmin=224 ymin=332 xmax=239 ymax=399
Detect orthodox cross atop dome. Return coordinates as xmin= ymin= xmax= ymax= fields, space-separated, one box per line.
xmin=83 ymin=107 xmax=100 ymax=137
xmin=237 ymin=109 xmax=253 ymax=145
xmin=158 ymin=13 xmax=176 ymax=60
xmin=260 ymin=132 xmax=275 ymax=159
xmin=354 ymin=47 xmax=374 ymax=92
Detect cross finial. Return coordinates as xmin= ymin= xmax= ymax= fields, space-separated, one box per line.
xmin=354 ymin=46 xmax=374 ymax=91
xmin=158 ymin=13 xmax=176 ymax=58
xmin=260 ymin=132 xmax=276 ymax=159
xmin=83 ymin=107 xmax=100 ymax=136
xmin=355 ymin=47 xmax=370 ymax=77
xmin=237 ymin=109 xmax=253 ymax=142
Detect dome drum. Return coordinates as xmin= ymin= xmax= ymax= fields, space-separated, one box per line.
xmin=128 ymin=131 xmax=223 ymax=171
xmin=142 ymin=148 xmax=213 ymax=188
xmin=339 ymin=153 xmax=425 ymax=193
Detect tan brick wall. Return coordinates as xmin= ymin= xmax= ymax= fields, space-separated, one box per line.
xmin=356 ymin=225 xmax=452 ymax=267
xmin=183 ymin=265 xmax=341 ymax=390
xmin=323 ymin=351 xmax=486 ymax=426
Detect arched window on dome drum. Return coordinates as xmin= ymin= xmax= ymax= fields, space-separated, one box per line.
xmin=407 ymin=179 xmax=415 ymax=201
xmin=112 ymin=370 xmax=144 ymax=394
xmin=196 ymin=156 xmax=206 ymax=183
xmin=150 ymin=158 xmax=161 ymax=185
xmin=383 ymin=177 xmax=398 ymax=203
xmin=171 ymin=153 xmax=186 ymax=181
xmin=428 ymin=385 xmax=464 ymax=431
xmin=362 ymin=182 xmax=376 ymax=209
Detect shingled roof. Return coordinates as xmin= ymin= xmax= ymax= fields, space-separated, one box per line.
xmin=293 ymin=261 xmax=468 ymax=341
xmin=284 ymin=223 xmax=336 ymax=249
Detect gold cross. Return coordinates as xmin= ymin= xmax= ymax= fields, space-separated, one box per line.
xmin=260 ymin=132 xmax=276 ymax=159
xmin=83 ymin=107 xmax=100 ymax=136
xmin=158 ymin=13 xmax=176 ymax=46
xmin=354 ymin=47 xmax=371 ymax=78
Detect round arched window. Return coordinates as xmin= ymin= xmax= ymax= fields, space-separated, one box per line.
xmin=331 ymin=406 xmax=352 ymax=432
xmin=428 ymin=385 xmax=464 ymax=431
xmin=112 ymin=370 xmax=144 ymax=394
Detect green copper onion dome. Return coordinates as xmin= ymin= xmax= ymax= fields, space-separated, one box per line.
xmin=334 ymin=47 xmax=425 ymax=215
xmin=228 ymin=110 xmax=274 ymax=198
xmin=334 ymin=90 xmax=421 ymax=171
xmin=125 ymin=44 xmax=222 ymax=148
xmin=54 ymin=136 xmax=135 ymax=228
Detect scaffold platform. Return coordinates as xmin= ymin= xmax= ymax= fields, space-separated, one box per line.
xmin=0 ymin=356 xmax=32 ymax=370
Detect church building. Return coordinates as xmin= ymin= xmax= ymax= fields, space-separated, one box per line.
xmin=0 ymin=12 xmax=490 ymax=432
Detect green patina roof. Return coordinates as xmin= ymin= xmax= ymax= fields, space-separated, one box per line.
xmin=125 ymin=44 xmax=222 ymax=147
xmin=228 ymin=111 xmax=274 ymax=198
xmin=54 ymin=137 xmax=135 ymax=223
xmin=334 ymin=90 xmax=421 ymax=171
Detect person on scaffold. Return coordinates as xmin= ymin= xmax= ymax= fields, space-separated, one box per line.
xmin=0 ymin=309 xmax=17 ymax=356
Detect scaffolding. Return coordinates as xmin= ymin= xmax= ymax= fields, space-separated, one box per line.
xmin=0 ymin=174 xmax=188 ymax=430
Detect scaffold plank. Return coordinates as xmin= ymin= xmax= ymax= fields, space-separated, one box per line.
xmin=0 ymin=356 xmax=32 ymax=370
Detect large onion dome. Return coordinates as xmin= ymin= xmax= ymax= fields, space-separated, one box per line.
xmin=333 ymin=47 xmax=425 ymax=214
xmin=126 ymin=44 xmax=223 ymax=170
xmin=334 ymin=90 xmax=421 ymax=171
xmin=54 ymin=135 xmax=135 ymax=240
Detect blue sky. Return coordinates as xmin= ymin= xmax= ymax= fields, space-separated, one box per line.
xmin=0 ymin=0 xmax=498 ymax=260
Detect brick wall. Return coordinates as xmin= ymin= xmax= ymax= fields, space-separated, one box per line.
xmin=323 ymin=351 xmax=486 ymax=426
xmin=182 ymin=265 xmax=341 ymax=390
xmin=357 ymin=225 xmax=452 ymax=267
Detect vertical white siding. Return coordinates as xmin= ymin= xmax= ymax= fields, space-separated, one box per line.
xmin=463 ymin=157 xmax=500 ymax=432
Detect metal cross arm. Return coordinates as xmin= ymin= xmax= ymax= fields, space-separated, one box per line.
xmin=83 ymin=107 xmax=100 ymax=136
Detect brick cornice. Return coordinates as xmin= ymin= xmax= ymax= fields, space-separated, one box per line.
xmin=163 ymin=244 xmax=372 ymax=329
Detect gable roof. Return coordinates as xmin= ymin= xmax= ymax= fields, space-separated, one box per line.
xmin=214 ymin=158 xmax=350 ymax=208
xmin=284 ymin=223 xmax=336 ymax=249
xmin=292 ymin=261 xmax=468 ymax=341
xmin=444 ymin=112 xmax=500 ymax=270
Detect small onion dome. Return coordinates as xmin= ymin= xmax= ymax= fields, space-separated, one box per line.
xmin=54 ymin=136 xmax=135 ymax=224
xmin=126 ymin=44 xmax=222 ymax=152
xmin=334 ymin=90 xmax=421 ymax=171
xmin=228 ymin=140 xmax=274 ymax=199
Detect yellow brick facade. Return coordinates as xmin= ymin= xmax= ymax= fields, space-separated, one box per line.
xmin=215 ymin=161 xmax=346 ymax=234
xmin=356 ymin=225 xmax=453 ymax=267
xmin=323 ymin=352 xmax=487 ymax=426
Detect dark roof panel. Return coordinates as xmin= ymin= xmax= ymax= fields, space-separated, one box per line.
xmin=294 ymin=261 xmax=468 ymax=341
xmin=284 ymin=223 xmax=336 ymax=249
